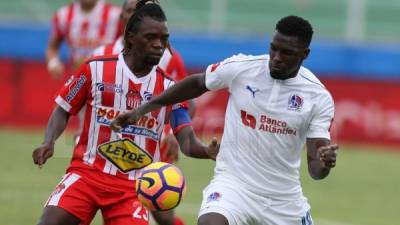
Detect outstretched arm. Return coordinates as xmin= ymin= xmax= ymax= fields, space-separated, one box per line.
xmin=111 ymin=73 xmax=208 ymax=131
xmin=32 ymin=106 xmax=70 ymax=167
xmin=306 ymin=138 xmax=339 ymax=180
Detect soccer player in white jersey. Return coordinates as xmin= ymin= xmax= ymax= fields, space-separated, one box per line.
xmin=47 ymin=0 xmax=122 ymax=79
xmin=112 ymin=15 xmax=339 ymax=225
xmin=33 ymin=4 xmax=218 ymax=225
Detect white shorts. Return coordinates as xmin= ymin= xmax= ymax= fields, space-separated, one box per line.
xmin=198 ymin=175 xmax=313 ymax=225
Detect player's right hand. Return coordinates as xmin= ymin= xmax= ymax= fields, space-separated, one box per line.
xmin=47 ymin=57 xmax=65 ymax=80
xmin=110 ymin=111 xmax=141 ymax=132
xmin=32 ymin=143 xmax=55 ymax=168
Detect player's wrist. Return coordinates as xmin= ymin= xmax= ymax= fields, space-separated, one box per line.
xmin=47 ymin=57 xmax=62 ymax=70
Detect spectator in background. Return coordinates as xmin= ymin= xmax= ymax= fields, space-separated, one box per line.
xmin=33 ymin=3 xmax=218 ymax=225
xmin=47 ymin=0 xmax=121 ymax=79
xmin=47 ymin=0 xmax=122 ymax=143
xmin=92 ymin=1 xmax=192 ymax=224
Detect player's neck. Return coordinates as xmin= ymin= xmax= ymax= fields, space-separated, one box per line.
xmin=123 ymin=54 xmax=153 ymax=78
xmin=80 ymin=1 xmax=97 ymax=13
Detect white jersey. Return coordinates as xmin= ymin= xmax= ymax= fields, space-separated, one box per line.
xmin=205 ymin=54 xmax=334 ymax=200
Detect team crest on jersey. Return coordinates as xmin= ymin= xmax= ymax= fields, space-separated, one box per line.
xmin=126 ymin=89 xmax=142 ymax=110
xmin=288 ymin=94 xmax=303 ymax=111
xmin=206 ymin=192 xmax=221 ymax=203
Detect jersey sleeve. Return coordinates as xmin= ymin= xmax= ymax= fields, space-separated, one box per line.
xmin=306 ymin=92 xmax=335 ymax=139
xmin=55 ymin=62 xmax=92 ymax=115
xmin=205 ymin=54 xmax=242 ymax=91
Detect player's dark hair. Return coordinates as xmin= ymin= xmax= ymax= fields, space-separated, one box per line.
xmin=123 ymin=2 xmax=166 ymax=53
xmin=275 ymin=15 xmax=313 ymax=47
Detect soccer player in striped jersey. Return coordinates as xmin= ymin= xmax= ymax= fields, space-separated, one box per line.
xmin=33 ymin=4 xmax=218 ymax=225
xmin=94 ymin=2 xmax=192 ymax=224
xmin=46 ymin=0 xmax=122 ymax=79
xmin=112 ymin=15 xmax=339 ymax=225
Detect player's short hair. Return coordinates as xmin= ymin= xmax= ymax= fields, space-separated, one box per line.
xmin=275 ymin=15 xmax=313 ymax=47
xmin=123 ymin=2 xmax=166 ymax=52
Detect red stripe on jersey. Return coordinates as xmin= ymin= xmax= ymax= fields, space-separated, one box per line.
xmin=98 ymin=4 xmax=111 ymax=40
xmin=80 ymin=20 xmax=89 ymax=37
xmin=104 ymin=43 xmax=115 ymax=55
xmin=95 ymin=59 xmax=117 ymax=171
xmin=145 ymin=138 xmax=158 ymax=158
xmin=65 ymin=4 xmax=74 ymax=37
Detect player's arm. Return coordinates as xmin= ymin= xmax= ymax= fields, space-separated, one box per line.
xmin=111 ymin=73 xmax=208 ymax=130
xmin=306 ymin=138 xmax=339 ymax=180
xmin=169 ymin=107 xmax=218 ymax=160
xmin=46 ymin=13 xmax=65 ymax=79
xmin=32 ymin=106 xmax=70 ymax=167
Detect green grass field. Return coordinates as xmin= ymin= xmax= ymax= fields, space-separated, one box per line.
xmin=1 ymin=128 xmax=399 ymax=225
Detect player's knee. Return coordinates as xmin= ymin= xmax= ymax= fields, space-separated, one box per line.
xmin=36 ymin=206 xmax=81 ymax=225
xmin=198 ymin=213 xmax=229 ymax=225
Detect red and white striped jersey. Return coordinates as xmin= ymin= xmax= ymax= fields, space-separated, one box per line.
xmin=51 ymin=0 xmax=122 ymax=66
xmin=55 ymin=53 xmax=177 ymax=188
xmin=93 ymin=38 xmax=187 ymax=81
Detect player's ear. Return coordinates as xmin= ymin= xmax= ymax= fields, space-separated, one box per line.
xmin=302 ymin=48 xmax=310 ymax=60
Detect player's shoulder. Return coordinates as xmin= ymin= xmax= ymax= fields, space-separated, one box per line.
xmin=54 ymin=3 xmax=74 ymax=17
xmin=85 ymin=54 xmax=119 ymax=64
xmin=222 ymin=54 xmax=268 ymax=66
xmin=299 ymin=67 xmax=333 ymax=101
xmin=156 ymin=66 xmax=175 ymax=82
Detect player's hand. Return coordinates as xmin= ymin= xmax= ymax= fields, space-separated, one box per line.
xmin=317 ymin=144 xmax=339 ymax=169
xmin=110 ymin=111 xmax=140 ymax=132
xmin=162 ymin=135 xmax=180 ymax=162
xmin=32 ymin=143 xmax=55 ymax=168
xmin=206 ymin=137 xmax=220 ymax=161
xmin=47 ymin=57 xmax=65 ymax=80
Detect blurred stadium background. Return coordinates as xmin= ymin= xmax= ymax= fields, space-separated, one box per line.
xmin=0 ymin=0 xmax=399 ymax=225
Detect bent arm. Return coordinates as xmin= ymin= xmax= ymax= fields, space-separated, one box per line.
xmin=306 ymin=138 xmax=331 ymax=180
xmin=43 ymin=105 xmax=71 ymax=145
xmin=175 ymin=126 xmax=217 ymax=160
xmin=136 ymin=73 xmax=208 ymax=117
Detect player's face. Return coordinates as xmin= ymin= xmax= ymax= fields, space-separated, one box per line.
xmin=121 ymin=0 xmax=138 ymax=26
xmin=268 ymin=31 xmax=310 ymax=79
xmin=127 ymin=17 xmax=169 ymax=66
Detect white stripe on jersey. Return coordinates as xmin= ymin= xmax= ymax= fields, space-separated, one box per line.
xmin=55 ymin=96 xmax=72 ymax=112
xmin=46 ymin=173 xmax=81 ymax=206
xmin=158 ymin=49 xmax=172 ymax=71
xmin=104 ymin=7 xmax=121 ymax=42
xmin=84 ymin=60 xmax=104 ymax=165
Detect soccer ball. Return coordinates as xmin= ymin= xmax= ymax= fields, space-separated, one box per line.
xmin=136 ymin=162 xmax=186 ymax=211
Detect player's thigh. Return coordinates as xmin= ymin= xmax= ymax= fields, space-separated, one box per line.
xmin=102 ymin=198 xmax=149 ymax=225
xmin=43 ymin=173 xmax=97 ymax=225
xmin=36 ymin=206 xmax=80 ymax=225
xmin=151 ymin=210 xmax=175 ymax=225
xmin=198 ymin=212 xmax=229 ymax=225
xmin=198 ymin=179 xmax=255 ymax=225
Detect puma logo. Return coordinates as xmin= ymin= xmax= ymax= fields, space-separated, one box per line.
xmin=138 ymin=177 xmax=155 ymax=188
xmin=246 ymin=85 xmax=260 ymax=98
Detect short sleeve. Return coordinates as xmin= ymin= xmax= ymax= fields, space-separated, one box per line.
xmin=307 ymin=93 xmax=335 ymax=139
xmin=205 ymin=55 xmax=242 ymax=91
xmin=55 ymin=63 xmax=92 ymax=115
xmin=50 ymin=12 xmax=65 ymax=41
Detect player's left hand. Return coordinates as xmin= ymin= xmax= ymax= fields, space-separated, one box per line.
xmin=317 ymin=144 xmax=339 ymax=168
xmin=206 ymin=137 xmax=220 ymax=161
